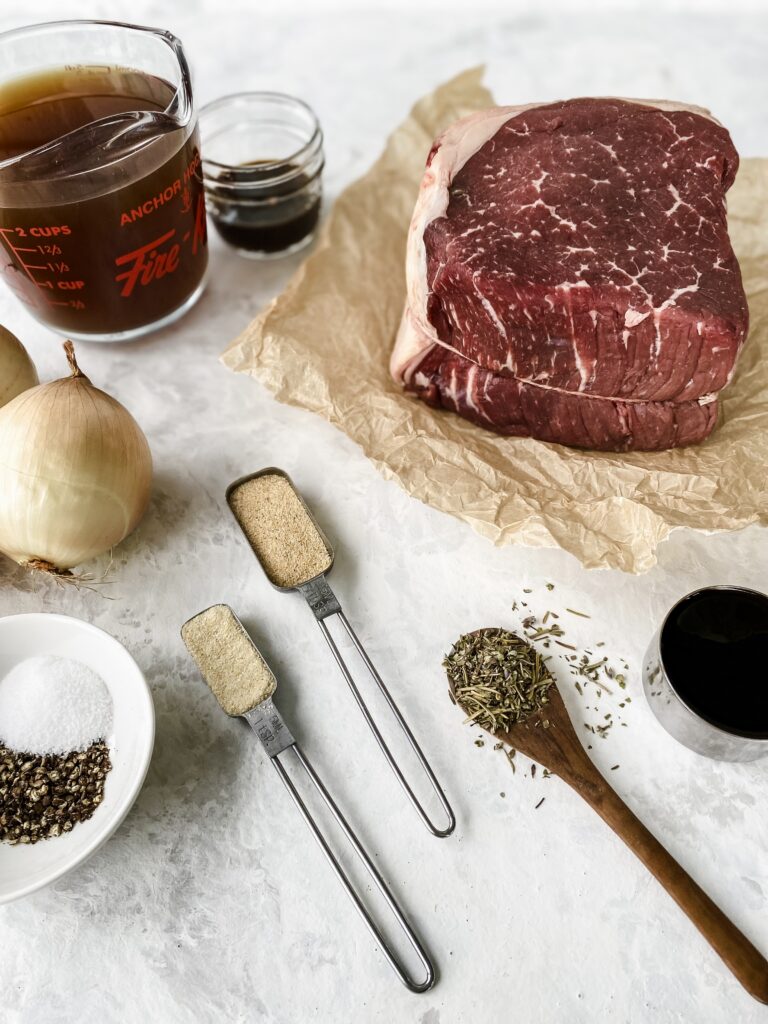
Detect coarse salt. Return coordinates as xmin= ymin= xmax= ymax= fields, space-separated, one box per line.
xmin=0 ymin=655 xmax=113 ymax=755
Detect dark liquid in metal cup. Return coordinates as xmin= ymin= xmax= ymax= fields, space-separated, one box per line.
xmin=0 ymin=66 xmax=207 ymax=337
xmin=660 ymin=588 xmax=768 ymax=736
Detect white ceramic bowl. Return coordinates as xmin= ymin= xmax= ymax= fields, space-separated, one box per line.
xmin=0 ymin=612 xmax=154 ymax=903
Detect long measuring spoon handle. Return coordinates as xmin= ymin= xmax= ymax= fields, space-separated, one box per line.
xmin=271 ymin=744 xmax=436 ymax=993
xmin=299 ymin=576 xmax=455 ymax=838
xmin=334 ymin=612 xmax=456 ymax=837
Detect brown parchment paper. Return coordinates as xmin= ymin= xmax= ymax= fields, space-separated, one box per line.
xmin=222 ymin=68 xmax=768 ymax=574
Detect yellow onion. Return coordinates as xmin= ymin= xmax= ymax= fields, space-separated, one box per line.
xmin=0 ymin=324 xmax=38 ymax=408
xmin=0 ymin=341 xmax=152 ymax=574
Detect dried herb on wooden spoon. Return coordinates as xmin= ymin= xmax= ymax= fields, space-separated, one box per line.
xmin=444 ymin=628 xmax=554 ymax=733
xmin=444 ymin=627 xmax=768 ymax=1004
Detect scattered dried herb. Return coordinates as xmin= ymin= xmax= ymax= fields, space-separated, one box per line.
xmin=463 ymin=587 xmax=634 ymax=794
xmin=444 ymin=629 xmax=554 ymax=735
xmin=583 ymin=659 xmax=607 ymax=674
xmin=535 ymin=797 xmax=546 ymax=810
xmin=528 ymin=624 xmax=565 ymax=641
xmin=0 ymin=742 xmax=111 ymax=845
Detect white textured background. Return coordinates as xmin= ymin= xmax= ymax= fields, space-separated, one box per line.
xmin=1 ymin=2 xmax=767 ymax=1022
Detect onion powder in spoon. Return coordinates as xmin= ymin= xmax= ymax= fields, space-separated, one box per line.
xmin=181 ymin=604 xmax=276 ymax=715
xmin=0 ymin=655 xmax=112 ymax=755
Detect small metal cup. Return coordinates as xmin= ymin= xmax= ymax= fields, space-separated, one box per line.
xmin=643 ymin=585 xmax=768 ymax=762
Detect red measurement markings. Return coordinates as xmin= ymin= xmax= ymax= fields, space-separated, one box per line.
xmin=0 ymin=228 xmax=51 ymax=290
xmin=13 ymin=242 xmax=64 ymax=256
xmin=0 ymin=228 xmax=83 ymax=307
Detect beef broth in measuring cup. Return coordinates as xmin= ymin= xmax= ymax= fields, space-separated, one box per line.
xmin=0 ymin=24 xmax=208 ymax=341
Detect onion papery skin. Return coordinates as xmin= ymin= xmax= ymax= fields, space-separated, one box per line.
xmin=0 ymin=366 xmax=152 ymax=572
xmin=0 ymin=325 xmax=38 ymax=409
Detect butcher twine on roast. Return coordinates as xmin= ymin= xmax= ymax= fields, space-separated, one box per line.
xmin=391 ymin=98 xmax=749 ymax=451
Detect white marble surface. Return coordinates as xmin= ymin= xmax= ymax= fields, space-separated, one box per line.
xmin=1 ymin=3 xmax=767 ymax=1022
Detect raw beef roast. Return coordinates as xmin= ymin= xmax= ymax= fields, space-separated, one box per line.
xmin=391 ymin=98 xmax=749 ymax=450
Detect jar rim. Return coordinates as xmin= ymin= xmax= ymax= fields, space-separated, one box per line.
xmin=200 ymin=91 xmax=323 ymax=178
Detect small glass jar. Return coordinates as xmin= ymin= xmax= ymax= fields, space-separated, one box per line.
xmin=200 ymin=92 xmax=324 ymax=259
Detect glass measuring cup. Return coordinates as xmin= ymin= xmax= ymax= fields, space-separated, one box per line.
xmin=0 ymin=21 xmax=208 ymax=341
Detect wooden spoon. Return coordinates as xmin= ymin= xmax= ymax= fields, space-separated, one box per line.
xmin=453 ymin=645 xmax=768 ymax=1004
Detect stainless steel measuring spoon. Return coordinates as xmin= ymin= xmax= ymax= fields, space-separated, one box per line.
xmin=226 ymin=468 xmax=456 ymax=838
xmin=182 ymin=604 xmax=436 ymax=993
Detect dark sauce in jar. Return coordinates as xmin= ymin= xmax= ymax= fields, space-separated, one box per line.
xmin=660 ymin=588 xmax=768 ymax=736
xmin=206 ymin=160 xmax=321 ymax=256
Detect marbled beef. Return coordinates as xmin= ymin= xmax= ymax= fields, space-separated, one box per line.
xmin=391 ymin=98 xmax=748 ymax=451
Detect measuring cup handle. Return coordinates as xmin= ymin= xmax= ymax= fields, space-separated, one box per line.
xmin=271 ymin=744 xmax=436 ymax=993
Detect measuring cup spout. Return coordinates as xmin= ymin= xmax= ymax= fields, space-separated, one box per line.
xmin=0 ymin=22 xmax=194 ymax=177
